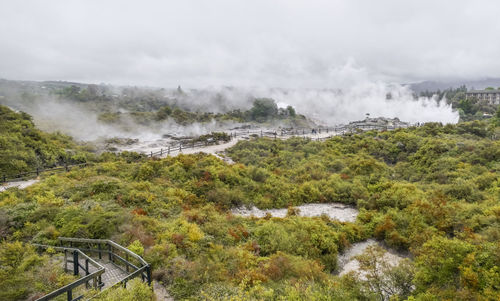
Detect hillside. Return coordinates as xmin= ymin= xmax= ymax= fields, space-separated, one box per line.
xmin=409 ymin=78 xmax=500 ymax=93
xmin=0 ymin=105 xmax=93 ymax=178
xmin=0 ymin=108 xmax=499 ymax=300
xmin=0 ymin=79 xmax=314 ymax=141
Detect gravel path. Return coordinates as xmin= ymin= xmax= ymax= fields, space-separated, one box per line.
xmin=0 ymin=179 xmax=39 ymax=192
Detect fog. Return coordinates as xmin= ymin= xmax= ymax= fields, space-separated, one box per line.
xmin=1 ymin=1 xmax=500 ymax=87
xmin=1 ymin=79 xmax=458 ymax=143
xmin=0 ymin=93 xmax=241 ymax=141
xmin=3 ymin=0 xmax=488 ymax=138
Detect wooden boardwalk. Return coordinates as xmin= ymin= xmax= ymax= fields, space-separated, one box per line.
xmin=76 ymin=257 xmax=129 ymax=289
xmin=35 ymin=238 xmax=152 ymax=301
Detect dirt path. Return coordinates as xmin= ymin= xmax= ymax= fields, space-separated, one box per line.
xmin=0 ymin=179 xmax=39 ymax=192
xmin=163 ymin=131 xmax=339 ymax=160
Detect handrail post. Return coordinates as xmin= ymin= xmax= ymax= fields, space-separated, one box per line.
xmin=108 ymin=244 xmax=112 ymax=262
xmin=85 ymin=259 xmax=90 ymax=288
xmin=125 ymin=253 xmax=129 ymax=272
xmin=146 ymin=265 xmax=152 ymax=286
xmin=67 ymin=289 xmax=72 ymax=301
xmin=64 ymin=249 xmax=68 ymax=272
xmin=73 ymin=251 xmax=79 ymax=276
xmin=98 ymin=243 xmax=102 ymax=259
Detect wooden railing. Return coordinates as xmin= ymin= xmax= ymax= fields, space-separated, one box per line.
xmin=32 ymin=237 xmax=152 ymax=301
xmin=32 ymin=244 xmax=105 ymax=301
xmin=143 ymin=123 xmax=415 ymax=158
xmin=1 ymin=162 xmax=90 ymax=184
xmin=57 ymin=237 xmax=152 ymax=287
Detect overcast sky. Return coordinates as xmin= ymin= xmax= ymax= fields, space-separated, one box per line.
xmin=1 ymin=0 xmax=500 ymax=88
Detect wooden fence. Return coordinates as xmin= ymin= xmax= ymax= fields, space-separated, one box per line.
xmin=1 ymin=162 xmax=90 ymax=184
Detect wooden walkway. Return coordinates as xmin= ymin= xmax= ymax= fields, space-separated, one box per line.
xmin=35 ymin=238 xmax=152 ymax=301
xmin=76 ymin=257 xmax=129 ymax=289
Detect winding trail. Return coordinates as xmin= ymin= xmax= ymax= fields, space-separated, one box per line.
xmin=164 ymin=130 xmax=337 ymax=160
xmin=0 ymin=179 xmax=39 ymax=192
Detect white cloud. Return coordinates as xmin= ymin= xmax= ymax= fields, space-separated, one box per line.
xmin=1 ymin=0 xmax=499 ymax=88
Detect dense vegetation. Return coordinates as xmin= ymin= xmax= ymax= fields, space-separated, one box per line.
xmin=0 ymin=105 xmax=93 ymax=178
xmin=0 ymin=107 xmax=499 ymax=300
xmin=0 ymin=241 xmax=77 ymax=300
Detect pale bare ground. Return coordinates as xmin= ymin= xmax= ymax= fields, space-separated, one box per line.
xmin=232 ymin=203 xmax=358 ymax=223
xmin=153 ymin=281 xmax=174 ymax=301
xmin=0 ymin=179 xmax=39 ymax=192
xmin=164 ymin=130 xmax=339 ymax=160
xmin=337 ymin=239 xmax=404 ymax=277
xmin=173 ymin=137 xmax=242 ymax=156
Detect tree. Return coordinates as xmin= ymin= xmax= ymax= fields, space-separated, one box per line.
xmin=156 ymin=105 xmax=172 ymax=120
xmin=286 ymin=105 xmax=296 ymax=117
xmin=250 ymin=98 xmax=278 ymax=122
xmin=355 ymin=245 xmax=415 ymax=300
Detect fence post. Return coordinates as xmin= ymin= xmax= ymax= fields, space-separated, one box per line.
xmin=168 ymin=145 xmax=170 ymax=155
xmin=85 ymin=259 xmax=90 ymax=288
xmin=67 ymin=290 xmax=72 ymax=301
xmin=126 ymin=253 xmax=129 ymax=272
xmin=179 ymin=144 xmax=182 ymax=152
xmin=146 ymin=265 xmax=152 ymax=286
xmin=98 ymin=243 xmax=102 ymax=259
xmin=109 ymin=244 xmax=112 ymax=262
xmin=73 ymin=251 xmax=79 ymax=276
xmin=36 ymin=168 xmax=39 ymax=176
xmin=64 ymin=249 xmax=68 ymax=272
xmin=160 ymin=148 xmax=163 ymax=156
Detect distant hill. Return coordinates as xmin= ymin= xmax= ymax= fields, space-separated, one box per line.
xmin=408 ymin=78 xmax=500 ymax=93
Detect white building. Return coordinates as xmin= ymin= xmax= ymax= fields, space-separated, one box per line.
xmin=466 ymin=90 xmax=500 ymax=105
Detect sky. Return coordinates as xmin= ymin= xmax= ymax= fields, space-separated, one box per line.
xmin=1 ymin=0 xmax=500 ymax=89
